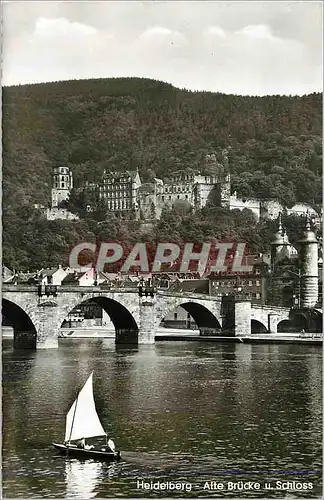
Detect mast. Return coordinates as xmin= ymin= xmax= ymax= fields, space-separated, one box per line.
xmin=67 ymin=393 xmax=79 ymax=448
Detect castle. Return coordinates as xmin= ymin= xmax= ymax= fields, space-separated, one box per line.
xmin=46 ymin=153 xmax=321 ymax=223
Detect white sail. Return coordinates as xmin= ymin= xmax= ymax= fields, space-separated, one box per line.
xmin=64 ymin=372 xmax=106 ymax=442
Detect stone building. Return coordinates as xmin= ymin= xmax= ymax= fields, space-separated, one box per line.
xmin=136 ymin=152 xmax=231 ymax=220
xmin=208 ymin=254 xmax=271 ymax=305
xmin=161 ymin=306 xmax=198 ymax=330
xmin=155 ymin=170 xmax=230 ymax=213
xmin=99 ymin=168 xmax=141 ymax=216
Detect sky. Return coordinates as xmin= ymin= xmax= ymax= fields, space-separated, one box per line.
xmin=2 ymin=1 xmax=323 ymax=95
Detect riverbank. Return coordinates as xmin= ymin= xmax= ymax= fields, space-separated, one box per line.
xmin=155 ymin=333 xmax=323 ymax=345
xmin=2 ymin=327 xmax=322 ymax=345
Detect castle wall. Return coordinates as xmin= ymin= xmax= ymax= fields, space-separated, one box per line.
xmin=46 ymin=208 xmax=79 ymax=221
xmin=229 ymin=192 xmax=261 ymax=219
xmin=287 ymin=204 xmax=317 ymax=217
xmin=195 ymin=184 xmax=214 ymax=209
xmin=156 ymin=188 xmax=194 ymax=209
xmin=51 ymin=189 xmax=71 ymax=208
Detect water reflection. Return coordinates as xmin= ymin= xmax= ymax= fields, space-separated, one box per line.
xmin=65 ymin=459 xmax=103 ymax=499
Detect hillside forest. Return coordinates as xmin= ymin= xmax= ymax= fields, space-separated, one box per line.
xmin=2 ymin=78 xmax=322 ymax=271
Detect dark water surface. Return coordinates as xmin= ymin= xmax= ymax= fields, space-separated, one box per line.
xmin=2 ymin=339 xmax=322 ymax=499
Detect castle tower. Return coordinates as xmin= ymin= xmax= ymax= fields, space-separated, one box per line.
xmin=51 ymin=166 xmax=73 ymax=208
xmin=298 ymin=213 xmax=319 ymax=308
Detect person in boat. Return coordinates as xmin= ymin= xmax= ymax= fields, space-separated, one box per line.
xmin=79 ymin=438 xmax=94 ymax=450
xmin=107 ymin=438 xmax=115 ymax=453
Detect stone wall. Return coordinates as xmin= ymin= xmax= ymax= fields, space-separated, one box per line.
xmin=229 ymin=192 xmax=261 ymax=219
xmin=46 ymin=208 xmax=79 ymax=221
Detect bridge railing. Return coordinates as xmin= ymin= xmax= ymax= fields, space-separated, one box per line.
xmin=252 ymin=304 xmax=291 ymax=311
xmin=2 ymin=284 xmax=39 ymax=292
xmin=2 ymin=283 xmax=221 ymax=300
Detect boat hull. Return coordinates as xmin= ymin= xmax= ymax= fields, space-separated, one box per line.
xmin=53 ymin=442 xmax=121 ymax=461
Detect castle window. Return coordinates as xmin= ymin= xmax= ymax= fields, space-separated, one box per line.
xmin=256 ymin=292 xmax=261 ymax=299
xmin=256 ymin=280 xmax=260 ymax=286
xmin=249 ymin=280 xmax=253 ymax=286
xmin=61 ymin=182 xmax=64 ymax=188
xmin=185 ymin=195 xmax=188 ymax=199
xmin=169 ymin=196 xmax=171 ymax=200
xmin=177 ymin=195 xmax=180 ymax=199
xmin=162 ymin=196 xmax=165 ymax=201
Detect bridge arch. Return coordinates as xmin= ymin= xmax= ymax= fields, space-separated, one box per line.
xmin=158 ymin=298 xmax=221 ymax=333
xmin=288 ymin=309 xmax=322 ymax=333
xmin=61 ymin=295 xmax=139 ymax=343
xmin=251 ymin=319 xmax=268 ymax=334
xmin=277 ymin=319 xmax=295 ymax=332
xmin=2 ymin=298 xmax=37 ymax=348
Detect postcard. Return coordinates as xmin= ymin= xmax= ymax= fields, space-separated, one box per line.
xmin=1 ymin=1 xmax=322 ymax=499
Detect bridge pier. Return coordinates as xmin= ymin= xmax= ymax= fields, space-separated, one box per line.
xmin=268 ymin=313 xmax=278 ymax=334
xmin=37 ymin=331 xmax=59 ymax=349
xmin=234 ymin=299 xmax=251 ymax=337
xmin=138 ymin=297 xmax=156 ymax=344
xmin=34 ymin=300 xmax=62 ymax=349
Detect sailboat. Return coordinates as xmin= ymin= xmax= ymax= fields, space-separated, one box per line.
xmin=53 ymin=372 xmax=121 ymax=460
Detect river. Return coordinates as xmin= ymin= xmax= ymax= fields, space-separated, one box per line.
xmin=2 ymin=338 xmax=322 ymax=499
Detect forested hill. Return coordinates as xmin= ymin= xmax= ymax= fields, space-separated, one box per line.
xmin=2 ymin=77 xmax=322 ymax=271
xmin=3 ymin=77 xmax=322 ymax=208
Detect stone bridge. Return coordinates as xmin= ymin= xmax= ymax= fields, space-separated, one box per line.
xmin=2 ymin=285 xmax=292 ymax=349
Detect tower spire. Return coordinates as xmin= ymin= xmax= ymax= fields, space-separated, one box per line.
xmin=305 ymin=210 xmax=311 ymax=231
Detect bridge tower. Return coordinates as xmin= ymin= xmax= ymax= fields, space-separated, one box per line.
xmin=298 ymin=214 xmax=319 ymax=308
xmin=51 ymin=166 xmax=73 ymax=208
xmin=270 ymin=213 xmax=287 ymax=271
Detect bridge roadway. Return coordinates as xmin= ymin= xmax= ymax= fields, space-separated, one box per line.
xmin=2 ymin=284 xmax=292 ymax=349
